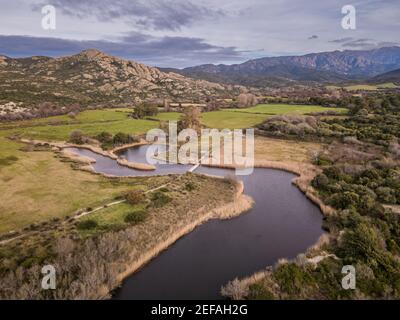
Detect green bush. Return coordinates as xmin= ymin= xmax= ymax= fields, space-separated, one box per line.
xmin=96 ymin=131 xmax=113 ymax=143
xmin=323 ymin=166 xmax=343 ymax=180
xmin=185 ymin=182 xmax=196 ymax=191
xmin=312 ymin=173 xmax=329 ymax=190
xmin=248 ymin=283 xmax=275 ymax=300
xmin=273 ymin=263 xmax=314 ymax=297
xmin=124 ymin=210 xmax=148 ymax=225
xmin=133 ymin=103 xmax=158 ymax=119
xmin=375 ymin=187 xmax=396 ymax=204
xmin=328 ymin=191 xmax=360 ymax=210
xmin=150 ymin=191 xmax=172 ymax=208
xmin=0 ymin=155 xmax=19 ymax=167
xmin=113 ymin=132 xmax=132 ymax=145
xmin=76 ymin=219 xmax=98 ymax=230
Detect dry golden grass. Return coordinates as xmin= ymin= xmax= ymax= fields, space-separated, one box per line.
xmin=0 ymin=149 xmax=133 ymax=233
xmin=254 ymin=136 xmax=322 ymax=163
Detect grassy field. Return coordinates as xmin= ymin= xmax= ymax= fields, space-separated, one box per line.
xmin=1 ymin=105 xmax=348 ymax=142
xmin=226 ymin=104 xmax=348 ymax=115
xmin=0 ymin=130 xmax=171 ymax=233
xmin=148 ymin=110 xmax=266 ymax=128
xmin=1 ymin=109 xmax=158 ymax=141
xmin=201 ymin=111 xmax=267 ymax=128
xmin=254 ymin=136 xmax=322 ymax=163
xmin=326 ymin=83 xmax=399 ymax=91
xmin=0 ymin=106 xmax=324 ymax=233
xmin=78 ymin=201 xmax=147 ymax=237
xmin=149 ymin=104 xmax=345 ymax=129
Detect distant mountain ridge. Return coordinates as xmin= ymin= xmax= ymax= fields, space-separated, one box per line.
xmin=370 ymin=68 xmax=400 ymax=84
xmin=161 ymin=47 xmax=400 ymax=87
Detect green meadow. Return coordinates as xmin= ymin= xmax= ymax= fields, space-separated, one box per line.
xmin=326 ymin=82 xmax=399 ymax=91
xmin=225 ymin=104 xmax=348 ymax=115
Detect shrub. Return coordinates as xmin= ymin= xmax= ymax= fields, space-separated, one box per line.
xmin=67 ymin=111 xmax=77 ymax=119
xmin=248 ymin=283 xmax=275 ymax=300
xmin=113 ymin=132 xmax=138 ymax=145
xmin=125 ymin=190 xmax=145 ymax=205
xmin=76 ymin=219 xmax=98 ymax=230
xmin=133 ymin=103 xmax=158 ymax=119
xmin=69 ymin=130 xmax=85 ymax=144
xmin=0 ymin=155 xmax=19 ymax=166
xmin=312 ymin=173 xmax=329 ymax=190
xmin=273 ymin=263 xmax=313 ymax=297
xmin=328 ymin=191 xmax=360 ymax=210
xmin=221 ymin=278 xmax=249 ymax=299
xmin=150 ymin=191 xmax=172 ymax=208
xmin=124 ymin=210 xmax=148 ymax=225
xmin=185 ymin=182 xmax=196 ymax=191
xmin=96 ymin=131 xmax=113 ymax=144
xmin=375 ymin=187 xmax=396 ymax=204
xmin=323 ymin=166 xmax=342 ymax=180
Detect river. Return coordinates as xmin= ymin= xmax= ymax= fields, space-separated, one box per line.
xmin=66 ymin=145 xmax=323 ymax=299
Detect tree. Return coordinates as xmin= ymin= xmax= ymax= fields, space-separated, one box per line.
xmin=133 ymin=103 xmax=158 ymax=119
xmin=328 ymin=191 xmax=360 ymax=210
xmin=237 ymin=93 xmax=258 ymax=108
xmin=163 ymin=98 xmax=170 ymax=112
xmin=221 ymin=278 xmax=249 ymax=299
xmin=125 ymin=190 xmax=145 ymax=205
xmin=179 ymin=106 xmax=201 ymax=132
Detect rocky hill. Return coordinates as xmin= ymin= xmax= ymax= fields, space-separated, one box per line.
xmin=0 ymin=49 xmax=241 ymax=107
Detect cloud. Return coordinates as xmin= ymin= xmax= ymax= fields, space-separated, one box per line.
xmin=34 ymin=0 xmax=224 ymax=31
xmin=340 ymin=38 xmax=399 ymax=50
xmin=308 ymin=35 xmax=318 ymax=40
xmin=329 ymin=37 xmax=354 ymax=44
xmin=0 ymin=33 xmax=246 ymax=67
xmin=341 ymin=38 xmax=374 ymax=49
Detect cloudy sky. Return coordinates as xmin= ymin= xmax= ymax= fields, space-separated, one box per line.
xmin=0 ymin=0 xmax=399 ymax=67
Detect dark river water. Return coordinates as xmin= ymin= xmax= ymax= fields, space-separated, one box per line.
xmin=66 ymin=146 xmax=324 ymax=300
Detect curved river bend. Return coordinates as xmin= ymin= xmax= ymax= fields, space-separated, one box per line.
xmin=67 ymin=146 xmax=324 ymax=299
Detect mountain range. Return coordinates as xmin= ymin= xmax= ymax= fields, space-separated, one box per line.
xmin=1 ymin=47 xmax=400 ymax=108
xmin=161 ymin=46 xmax=400 ymax=87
